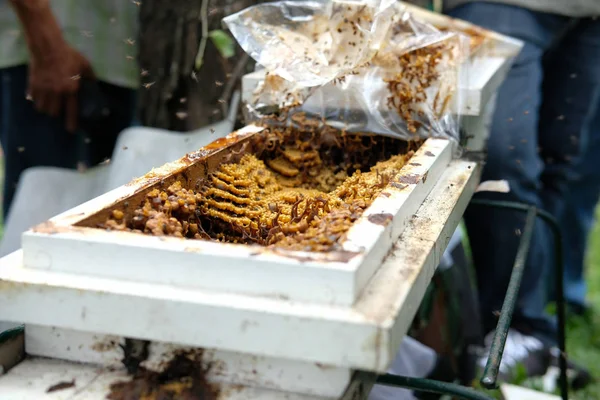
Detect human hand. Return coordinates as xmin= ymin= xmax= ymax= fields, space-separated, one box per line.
xmin=28 ymin=44 xmax=95 ymax=132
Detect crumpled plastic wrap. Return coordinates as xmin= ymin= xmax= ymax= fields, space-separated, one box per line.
xmin=224 ymin=0 xmax=470 ymax=143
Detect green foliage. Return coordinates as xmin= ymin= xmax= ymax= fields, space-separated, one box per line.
xmin=195 ymin=30 xmax=235 ymax=70
xmin=208 ymin=30 xmax=236 ymax=59
xmin=562 ymin=210 xmax=600 ymax=400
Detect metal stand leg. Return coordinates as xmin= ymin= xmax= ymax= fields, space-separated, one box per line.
xmin=479 ymin=207 xmax=537 ymax=388
xmin=470 ymin=199 xmax=568 ymax=400
xmin=374 ymin=199 xmax=569 ymax=400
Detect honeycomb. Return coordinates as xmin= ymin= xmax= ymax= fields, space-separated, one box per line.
xmin=100 ymin=126 xmax=416 ymax=252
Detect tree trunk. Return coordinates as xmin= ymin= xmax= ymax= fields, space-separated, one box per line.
xmin=137 ymin=0 xmax=258 ymax=131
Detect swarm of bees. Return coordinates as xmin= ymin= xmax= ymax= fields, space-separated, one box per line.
xmin=381 ymin=42 xmax=451 ymax=133
xmin=248 ymin=4 xmax=466 ymax=138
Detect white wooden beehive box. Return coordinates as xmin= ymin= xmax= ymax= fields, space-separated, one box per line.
xmin=0 ymin=126 xmax=480 ymax=399
xmin=0 ymin=155 xmax=480 ymax=398
xmin=19 ymin=124 xmax=452 ymax=307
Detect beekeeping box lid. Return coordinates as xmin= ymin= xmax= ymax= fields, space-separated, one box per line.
xmin=18 ymin=124 xmax=453 ymax=306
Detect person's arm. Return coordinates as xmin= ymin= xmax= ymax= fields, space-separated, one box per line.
xmin=8 ymin=0 xmax=94 ymax=132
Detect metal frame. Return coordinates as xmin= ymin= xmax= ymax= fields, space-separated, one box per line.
xmin=374 ymin=199 xmax=569 ymax=400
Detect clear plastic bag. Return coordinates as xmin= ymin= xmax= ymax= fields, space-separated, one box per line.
xmin=224 ymin=0 xmax=470 ymax=143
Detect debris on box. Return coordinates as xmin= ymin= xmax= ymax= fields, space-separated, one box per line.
xmin=107 ymin=350 xmax=219 ymax=400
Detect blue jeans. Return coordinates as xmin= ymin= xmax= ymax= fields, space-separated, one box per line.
xmin=0 ymin=65 xmax=136 ymax=219
xmin=445 ymin=3 xmax=600 ymax=343
xmin=557 ymin=108 xmax=600 ymax=308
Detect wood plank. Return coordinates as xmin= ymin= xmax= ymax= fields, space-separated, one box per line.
xmin=25 ymin=324 xmax=351 ymax=398
xmin=0 ymin=358 xmax=338 ymax=400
